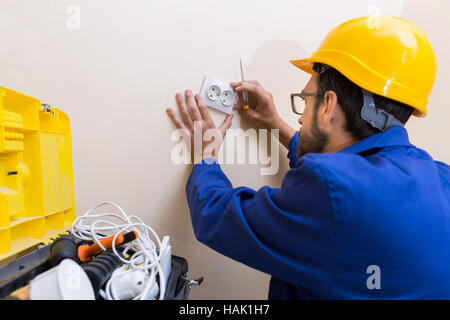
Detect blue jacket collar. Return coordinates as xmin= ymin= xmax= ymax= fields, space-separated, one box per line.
xmin=339 ymin=126 xmax=413 ymax=155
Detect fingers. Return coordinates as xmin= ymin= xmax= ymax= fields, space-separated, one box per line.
xmin=243 ymin=107 xmax=260 ymax=120
xmin=174 ymin=90 xmax=208 ymax=128
xmin=218 ymin=113 xmax=234 ymax=137
xmin=195 ymin=94 xmax=213 ymax=123
xmin=175 ymin=92 xmax=194 ymax=130
xmin=230 ymin=80 xmax=262 ymax=88
xmin=171 ymin=90 xmax=234 ymax=136
xmin=166 ymin=107 xmax=188 ymax=130
xmin=185 ymin=90 xmax=202 ymax=122
xmin=233 ymin=82 xmax=265 ymax=97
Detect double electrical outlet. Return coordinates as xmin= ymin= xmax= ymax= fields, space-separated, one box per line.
xmin=200 ymin=75 xmax=238 ymax=115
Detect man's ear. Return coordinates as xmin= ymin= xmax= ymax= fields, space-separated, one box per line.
xmin=318 ymin=90 xmax=339 ymax=127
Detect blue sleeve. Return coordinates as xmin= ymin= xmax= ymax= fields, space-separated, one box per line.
xmin=185 ymin=156 xmax=336 ymax=294
xmin=287 ymin=131 xmax=299 ymax=168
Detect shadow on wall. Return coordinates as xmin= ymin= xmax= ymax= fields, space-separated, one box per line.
xmin=157 ymin=39 xmax=311 ymax=250
xmin=401 ymin=0 xmax=450 ymax=161
xmin=226 ymin=39 xmax=310 ymax=188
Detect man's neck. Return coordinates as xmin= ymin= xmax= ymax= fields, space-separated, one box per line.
xmin=323 ymin=131 xmax=358 ymax=154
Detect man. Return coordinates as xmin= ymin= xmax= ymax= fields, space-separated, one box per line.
xmin=166 ymin=16 xmax=450 ymax=299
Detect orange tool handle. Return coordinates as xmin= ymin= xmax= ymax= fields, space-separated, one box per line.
xmin=78 ymin=233 xmax=124 ymax=262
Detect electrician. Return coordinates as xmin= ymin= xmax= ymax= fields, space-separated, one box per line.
xmin=166 ymin=16 xmax=450 ymax=299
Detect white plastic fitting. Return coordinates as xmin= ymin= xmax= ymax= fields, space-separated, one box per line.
xmin=200 ymin=75 xmax=238 ymax=114
xmin=29 ymin=259 xmax=95 ymax=300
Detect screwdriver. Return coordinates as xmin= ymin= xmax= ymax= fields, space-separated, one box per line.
xmin=78 ymin=230 xmax=138 ymax=262
xmin=240 ymin=58 xmax=250 ymax=110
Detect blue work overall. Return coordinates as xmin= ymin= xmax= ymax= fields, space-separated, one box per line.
xmin=186 ymin=126 xmax=450 ymax=299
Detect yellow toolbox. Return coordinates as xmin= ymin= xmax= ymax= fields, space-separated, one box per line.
xmin=0 ymin=87 xmax=200 ymax=300
xmin=0 ymin=87 xmax=75 ymax=261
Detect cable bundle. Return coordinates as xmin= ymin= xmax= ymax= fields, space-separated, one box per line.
xmin=71 ymin=201 xmax=167 ymax=300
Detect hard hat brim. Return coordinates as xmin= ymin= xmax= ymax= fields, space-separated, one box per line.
xmin=290 ymin=58 xmax=315 ymax=75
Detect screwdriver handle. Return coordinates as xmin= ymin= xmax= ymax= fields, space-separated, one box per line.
xmin=78 ymin=231 xmax=138 ymax=262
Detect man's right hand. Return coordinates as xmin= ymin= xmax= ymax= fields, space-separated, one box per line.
xmin=231 ymin=80 xmax=283 ymax=129
xmin=230 ymin=80 xmax=297 ymax=149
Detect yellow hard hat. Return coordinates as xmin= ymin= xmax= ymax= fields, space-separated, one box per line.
xmin=291 ymin=16 xmax=437 ymax=117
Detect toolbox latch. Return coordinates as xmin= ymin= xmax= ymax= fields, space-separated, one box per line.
xmin=40 ymin=103 xmax=55 ymax=115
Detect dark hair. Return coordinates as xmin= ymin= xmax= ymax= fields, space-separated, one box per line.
xmin=313 ymin=63 xmax=414 ymax=140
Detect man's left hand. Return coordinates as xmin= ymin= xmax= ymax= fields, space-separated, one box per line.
xmin=166 ymin=89 xmax=234 ymax=164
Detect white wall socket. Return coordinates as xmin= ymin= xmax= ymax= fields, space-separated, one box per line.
xmin=200 ymin=75 xmax=238 ymax=115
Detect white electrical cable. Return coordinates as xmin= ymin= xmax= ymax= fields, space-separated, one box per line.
xmin=71 ymin=201 xmax=166 ymax=300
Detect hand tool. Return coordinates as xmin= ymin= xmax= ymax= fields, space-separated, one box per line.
xmin=240 ymin=58 xmax=250 ymax=110
xmin=78 ymin=231 xmax=138 ymax=262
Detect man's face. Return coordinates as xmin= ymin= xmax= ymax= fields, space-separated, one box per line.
xmin=297 ymin=73 xmax=329 ymax=158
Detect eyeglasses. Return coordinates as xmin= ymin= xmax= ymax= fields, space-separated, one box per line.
xmin=290 ymin=92 xmax=322 ymax=115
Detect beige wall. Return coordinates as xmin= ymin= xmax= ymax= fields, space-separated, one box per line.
xmin=401 ymin=0 xmax=450 ymax=162
xmin=0 ymin=0 xmax=447 ymax=299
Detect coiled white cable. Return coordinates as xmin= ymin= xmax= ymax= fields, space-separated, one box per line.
xmin=71 ymin=201 xmax=166 ymax=300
